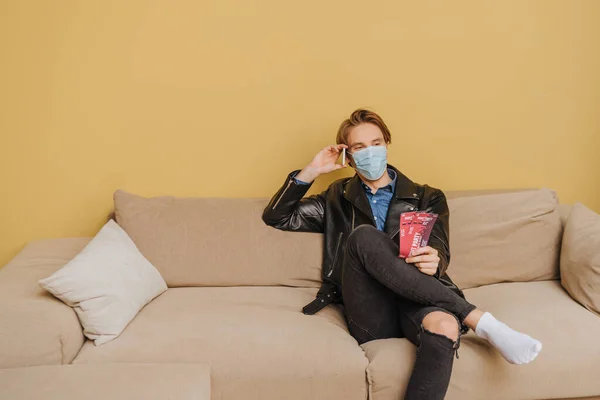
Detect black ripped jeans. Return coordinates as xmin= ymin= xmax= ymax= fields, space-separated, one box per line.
xmin=341 ymin=225 xmax=477 ymax=400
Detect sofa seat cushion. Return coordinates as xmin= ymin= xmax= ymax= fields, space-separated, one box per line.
xmin=0 ymin=363 xmax=210 ymax=400
xmin=73 ymin=286 xmax=369 ymax=400
xmin=361 ymin=280 xmax=600 ymax=400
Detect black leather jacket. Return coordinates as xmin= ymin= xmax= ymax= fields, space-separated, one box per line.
xmin=262 ymin=164 xmax=465 ymax=315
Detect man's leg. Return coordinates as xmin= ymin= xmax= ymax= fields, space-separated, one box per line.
xmin=345 ymin=224 xmax=542 ymax=365
xmin=341 ymin=239 xmax=402 ymax=343
xmin=397 ymin=299 xmax=461 ymax=400
xmin=344 ymin=225 xmax=477 ymax=322
xmin=342 ymin=245 xmax=458 ymax=400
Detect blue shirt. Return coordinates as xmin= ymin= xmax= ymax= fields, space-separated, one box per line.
xmin=292 ymin=168 xmax=397 ymax=231
xmin=361 ymin=169 xmax=397 ymax=231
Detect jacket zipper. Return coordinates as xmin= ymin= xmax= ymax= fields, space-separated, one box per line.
xmin=429 ymin=232 xmax=442 ymax=242
xmin=327 ymin=232 xmax=344 ymax=278
xmin=272 ymin=179 xmax=293 ymax=210
xmin=389 ymin=204 xmax=418 ymax=238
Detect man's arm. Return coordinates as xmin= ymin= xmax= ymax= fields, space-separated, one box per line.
xmin=262 ymin=144 xmax=347 ymax=233
xmin=262 ymin=170 xmax=328 ymax=233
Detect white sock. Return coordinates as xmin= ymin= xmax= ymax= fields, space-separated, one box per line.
xmin=474 ymin=312 xmax=542 ymax=365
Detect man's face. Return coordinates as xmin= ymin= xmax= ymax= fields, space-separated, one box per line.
xmin=346 ymin=123 xmax=387 ymax=168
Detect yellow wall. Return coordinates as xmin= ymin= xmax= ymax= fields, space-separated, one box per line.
xmin=1 ymin=0 xmax=599 ymax=267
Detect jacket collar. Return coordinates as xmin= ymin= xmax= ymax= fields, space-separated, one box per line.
xmin=389 ymin=164 xmax=420 ymax=200
xmin=343 ymin=164 xmax=420 ymax=224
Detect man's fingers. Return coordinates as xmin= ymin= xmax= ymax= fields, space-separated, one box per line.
xmin=406 ymin=255 xmax=435 ymax=263
xmin=409 ymin=246 xmax=436 ymax=256
xmin=409 ymin=247 xmax=428 ymax=256
xmin=415 ymin=263 xmax=437 ymax=276
xmin=325 ymin=144 xmax=347 ymax=154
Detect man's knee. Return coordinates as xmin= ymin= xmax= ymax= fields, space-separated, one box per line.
xmin=346 ymin=224 xmax=379 ymax=249
xmin=422 ymin=311 xmax=459 ymax=342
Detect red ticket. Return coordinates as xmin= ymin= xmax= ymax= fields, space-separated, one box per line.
xmin=399 ymin=212 xmax=416 ymax=258
xmin=399 ymin=212 xmax=438 ymax=258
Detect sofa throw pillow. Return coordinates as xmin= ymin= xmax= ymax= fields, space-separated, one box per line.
xmin=560 ymin=202 xmax=600 ymax=317
xmin=39 ymin=219 xmax=167 ymax=345
xmin=447 ymin=188 xmax=562 ymax=289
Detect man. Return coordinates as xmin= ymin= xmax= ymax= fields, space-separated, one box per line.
xmin=262 ymin=109 xmax=542 ymax=400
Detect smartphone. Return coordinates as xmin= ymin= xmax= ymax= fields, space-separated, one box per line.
xmin=341 ymin=148 xmax=346 ymax=166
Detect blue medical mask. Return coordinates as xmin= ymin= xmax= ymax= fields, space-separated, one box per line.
xmin=349 ymin=145 xmax=388 ymax=180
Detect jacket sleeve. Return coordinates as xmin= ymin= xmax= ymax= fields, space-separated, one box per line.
xmin=262 ymin=170 xmax=327 ymax=233
xmin=424 ymin=189 xmax=451 ymax=278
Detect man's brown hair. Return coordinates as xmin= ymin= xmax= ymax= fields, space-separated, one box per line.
xmin=335 ymin=109 xmax=392 ymax=146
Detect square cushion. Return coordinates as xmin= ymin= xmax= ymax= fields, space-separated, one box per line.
xmin=560 ymin=202 xmax=600 ymax=317
xmin=114 ymin=190 xmax=323 ymax=288
xmin=73 ymin=286 xmax=368 ymax=400
xmin=361 ymin=280 xmax=600 ymax=400
xmin=446 ymin=188 xmax=562 ymax=289
xmin=0 ymin=363 xmax=210 ymax=400
xmin=39 ymin=220 xmax=167 ymax=345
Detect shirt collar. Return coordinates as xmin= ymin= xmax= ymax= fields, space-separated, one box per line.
xmin=361 ymin=168 xmax=397 ymax=194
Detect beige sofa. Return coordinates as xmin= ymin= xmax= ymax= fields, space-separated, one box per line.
xmin=0 ymin=188 xmax=599 ymax=400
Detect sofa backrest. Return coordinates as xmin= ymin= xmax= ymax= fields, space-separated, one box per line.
xmin=445 ymin=188 xmax=562 ymax=289
xmin=114 ymin=190 xmax=323 ymax=288
xmin=114 ymin=187 xmax=564 ymax=290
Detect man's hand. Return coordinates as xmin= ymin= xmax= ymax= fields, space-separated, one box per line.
xmin=405 ymin=246 xmax=439 ymax=276
xmin=296 ymin=144 xmax=348 ymax=183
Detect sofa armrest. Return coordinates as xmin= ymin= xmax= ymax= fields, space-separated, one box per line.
xmin=559 ymin=203 xmax=600 ymax=317
xmin=0 ymin=238 xmax=91 ymax=368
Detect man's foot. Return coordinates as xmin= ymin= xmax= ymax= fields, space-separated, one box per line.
xmin=475 ymin=312 xmax=542 ymax=365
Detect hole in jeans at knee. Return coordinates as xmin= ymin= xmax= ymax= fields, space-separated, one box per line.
xmin=420 ymin=322 xmax=463 ymax=359
xmin=421 ymin=325 xmax=458 ymax=346
xmin=422 ymin=311 xmax=461 ymax=341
